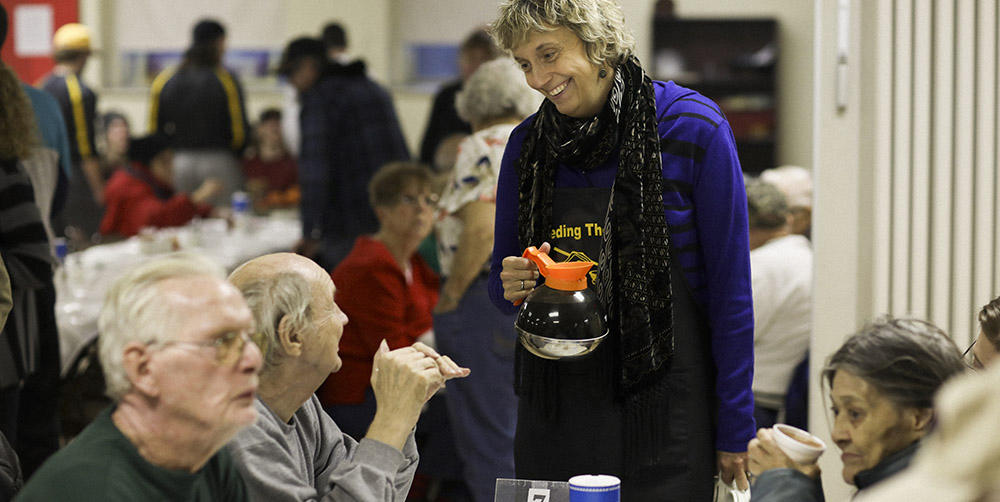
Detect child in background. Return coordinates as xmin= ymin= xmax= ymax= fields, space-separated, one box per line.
xmin=97 ymin=112 xmax=130 ymax=180
xmin=242 ymin=108 xmax=298 ymax=210
xmin=100 ymin=134 xmax=220 ymax=237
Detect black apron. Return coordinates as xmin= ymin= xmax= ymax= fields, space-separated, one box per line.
xmin=514 ymin=187 xmax=716 ymax=501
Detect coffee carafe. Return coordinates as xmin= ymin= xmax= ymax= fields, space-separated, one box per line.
xmin=514 ymin=246 xmax=608 ymax=360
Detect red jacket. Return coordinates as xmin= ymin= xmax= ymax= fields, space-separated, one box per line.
xmin=317 ymin=236 xmax=439 ymax=405
xmin=242 ymin=154 xmax=297 ymax=192
xmin=99 ymin=164 xmax=212 ymax=237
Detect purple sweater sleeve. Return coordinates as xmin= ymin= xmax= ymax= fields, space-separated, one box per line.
xmin=695 ymin=124 xmax=755 ymax=452
xmin=488 ymin=121 xmax=529 ymax=315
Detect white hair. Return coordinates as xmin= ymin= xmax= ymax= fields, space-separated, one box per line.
xmin=97 ymin=252 xmax=225 ymax=401
xmin=456 ymin=58 xmax=541 ymax=125
xmin=760 ymin=165 xmax=812 ymax=209
xmin=235 ymin=271 xmax=313 ymax=371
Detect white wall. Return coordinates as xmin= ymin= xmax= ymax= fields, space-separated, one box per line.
xmin=810 ymin=0 xmax=872 ymax=497
xmin=88 ymin=0 xmax=810 ymax=163
xmin=82 ymin=0 xmax=391 ymax=135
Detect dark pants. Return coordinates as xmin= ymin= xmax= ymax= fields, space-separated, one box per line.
xmin=52 ymin=160 xmax=102 ymax=240
xmin=325 ymin=387 xmax=378 ymax=441
xmin=434 ymin=276 xmax=518 ymax=502
xmin=325 ymin=381 xmax=468 ymax=495
xmin=754 ymin=405 xmax=779 ymax=430
xmin=0 ymin=282 xmax=61 ymax=479
xmin=319 ymin=236 xmax=360 ymax=272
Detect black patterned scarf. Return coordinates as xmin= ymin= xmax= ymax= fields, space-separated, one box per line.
xmin=515 ymin=56 xmax=674 ymax=467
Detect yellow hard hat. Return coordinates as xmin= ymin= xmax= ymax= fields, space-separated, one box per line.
xmin=53 ymin=23 xmax=92 ymax=52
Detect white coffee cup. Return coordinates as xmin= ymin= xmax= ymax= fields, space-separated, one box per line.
xmin=772 ymin=424 xmax=826 ymax=464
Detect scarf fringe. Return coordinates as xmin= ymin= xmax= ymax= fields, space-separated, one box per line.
xmin=623 ymin=372 xmax=672 ymax=473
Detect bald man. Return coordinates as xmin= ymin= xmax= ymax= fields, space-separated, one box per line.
xmin=226 ymin=253 xmax=469 ymax=501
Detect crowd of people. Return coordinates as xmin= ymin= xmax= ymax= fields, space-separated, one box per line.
xmin=1 ymin=0 xmax=999 ymax=501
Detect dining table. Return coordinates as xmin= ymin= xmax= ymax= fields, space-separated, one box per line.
xmin=54 ymin=215 xmax=301 ymax=374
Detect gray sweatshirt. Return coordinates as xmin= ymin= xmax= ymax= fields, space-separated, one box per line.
xmin=228 ymin=395 xmax=418 ymax=502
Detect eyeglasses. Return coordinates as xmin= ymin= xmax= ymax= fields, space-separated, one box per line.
xmin=156 ymin=331 xmax=265 ymax=367
xmin=963 ymin=340 xmax=983 ymax=371
xmin=398 ymin=193 xmax=439 ymax=208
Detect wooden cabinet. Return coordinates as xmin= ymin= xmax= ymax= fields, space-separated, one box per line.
xmin=652 ymin=18 xmax=778 ymax=174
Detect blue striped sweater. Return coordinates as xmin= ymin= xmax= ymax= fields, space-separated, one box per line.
xmin=488 ymin=80 xmax=755 ymax=452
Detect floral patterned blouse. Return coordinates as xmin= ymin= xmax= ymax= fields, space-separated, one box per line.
xmin=435 ymin=123 xmax=517 ymax=277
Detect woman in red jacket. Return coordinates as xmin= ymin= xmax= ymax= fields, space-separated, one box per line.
xmin=317 ymin=162 xmax=440 ymax=439
xmin=99 ymin=134 xmax=220 ymax=238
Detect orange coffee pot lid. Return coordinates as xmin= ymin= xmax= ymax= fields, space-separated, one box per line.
xmin=522 ymin=246 xmax=594 ymax=291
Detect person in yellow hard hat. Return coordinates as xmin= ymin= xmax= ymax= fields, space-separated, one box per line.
xmin=148 ymin=19 xmax=249 ymax=208
xmin=41 ymin=22 xmax=105 ymax=247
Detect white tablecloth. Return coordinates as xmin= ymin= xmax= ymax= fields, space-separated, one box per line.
xmin=55 ymin=216 xmax=301 ymax=374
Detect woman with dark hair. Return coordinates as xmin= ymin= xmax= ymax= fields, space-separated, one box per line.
xmin=488 ymin=0 xmax=754 ymax=498
xmin=0 ymin=55 xmax=61 ymax=477
xmin=147 ymin=19 xmax=248 ymax=207
xmin=748 ymin=317 xmax=966 ymax=500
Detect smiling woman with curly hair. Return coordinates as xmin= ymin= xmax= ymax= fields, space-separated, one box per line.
xmin=487 ymin=0 xmax=755 ymax=499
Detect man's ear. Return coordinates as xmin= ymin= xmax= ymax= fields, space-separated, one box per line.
xmin=277 ymin=314 xmax=303 ymax=357
xmin=122 ymin=342 xmax=159 ymax=398
xmin=908 ymin=407 xmax=935 ymax=432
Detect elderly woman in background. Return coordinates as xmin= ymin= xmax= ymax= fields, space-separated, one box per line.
xmin=856 ymin=358 xmax=1000 ymax=501
xmin=488 ymin=0 xmax=754 ymax=498
xmin=318 ymin=162 xmax=440 ymax=439
xmin=432 ymin=58 xmax=539 ymax=502
xmin=748 ymin=317 xmax=965 ymax=500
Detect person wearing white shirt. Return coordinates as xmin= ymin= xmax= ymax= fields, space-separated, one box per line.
xmin=746 ymin=179 xmax=812 ymax=428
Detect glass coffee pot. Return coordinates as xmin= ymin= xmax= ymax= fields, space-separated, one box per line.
xmin=514 ymin=246 xmax=608 ymax=360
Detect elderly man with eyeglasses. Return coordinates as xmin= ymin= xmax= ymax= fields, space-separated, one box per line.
xmin=17 ymin=253 xmax=262 ymax=501
xmin=225 ymin=252 xmax=469 ymax=501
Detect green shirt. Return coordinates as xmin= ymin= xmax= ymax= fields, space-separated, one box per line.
xmin=16 ymin=406 xmax=248 ymax=501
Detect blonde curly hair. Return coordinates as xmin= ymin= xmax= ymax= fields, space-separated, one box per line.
xmin=491 ymin=0 xmax=635 ymax=68
xmin=0 ymin=62 xmax=37 ymax=159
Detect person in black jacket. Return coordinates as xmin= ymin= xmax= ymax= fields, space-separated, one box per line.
xmin=148 ymin=19 xmax=248 ymax=207
xmin=279 ymin=35 xmax=409 ymax=270
xmin=748 ymin=317 xmax=966 ymax=501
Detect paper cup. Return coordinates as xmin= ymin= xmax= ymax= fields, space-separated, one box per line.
xmin=773 ymin=424 xmax=826 ymax=464
xmin=569 ymin=475 xmax=620 ymax=502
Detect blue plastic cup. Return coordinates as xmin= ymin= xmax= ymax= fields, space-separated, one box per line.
xmin=569 ymin=475 xmax=620 ymax=502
